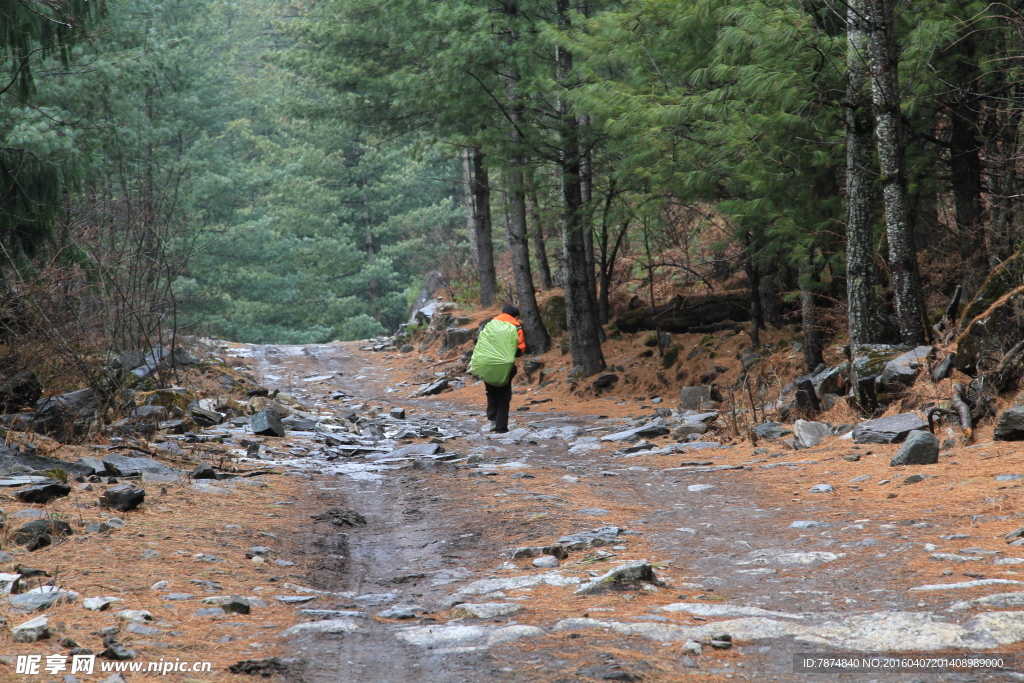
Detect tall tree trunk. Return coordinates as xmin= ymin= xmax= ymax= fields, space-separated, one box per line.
xmin=744 ymin=233 xmax=762 ymax=348
xmin=506 ymin=70 xmax=551 ymax=355
xmin=469 ymin=147 xmax=498 ymax=308
xmin=865 ymin=0 xmax=926 ymax=345
xmin=461 ymin=148 xmax=479 ymax=268
xmin=557 ymin=0 xmax=604 ymax=376
xmin=949 ymin=93 xmax=988 ymax=298
xmin=799 ymin=260 xmax=824 ymax=373
xmin=579 ymin=113 xmax=601 ymax=334
xmin=529 ymin=191 xmax=554 ymax=290
xmin=845 ymin=0 xmax=882 ymax=349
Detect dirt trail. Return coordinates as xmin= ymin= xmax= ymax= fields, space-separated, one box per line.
xmin=232 ymin=341 xmax=1024 ymax=683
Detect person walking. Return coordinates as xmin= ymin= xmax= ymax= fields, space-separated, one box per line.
xmin=469 ymin=304 xmax=526 ymax=433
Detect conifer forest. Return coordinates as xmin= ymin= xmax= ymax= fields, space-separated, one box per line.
xmin=5 ymin=0 xmax=1024 ymax=382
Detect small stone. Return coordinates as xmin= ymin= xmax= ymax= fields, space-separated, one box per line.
xmin=532 ymin=556 xmax=559 ymax=568
xmin=844 ymin=454 xmax=861 ymax=462
xmin=84 ymin=597 xmax=119 ymax=611
xmin=101 ymin=485 xmax=145 ymax=512
xmin=890 ymin=430 xmax=939 ymax=466
xmin=378 ymin=606 xmax=420 ymax=620
xmin=117 ymin=610 xmax=153 ymax=622
xmin=101 ymin=644 xmax=136 ymax=660
xmin=688 ymin=484 xmax=716 ymax=492
xmin=15 ymin=482 xmax=71 ymax=504
xmin=682 ymin=656 xmax=698 ymax=668
xmin=194 ymin=607 xmax=226 ymax=616
xmin=223 ymin=596 xmax=251 ymax=615
xmin=164 ymin=593 xmax=193 ymax=600
xmin=124 ymin=622 xmax=162 ymax=636
xmin=191 ymin=462 xmax=217 ymax=479
xmin=13 ymin=519 xmax=72 ymax=546
xmin=250 ymin=409 xmax=285 ymax=437
xmin=903 ymin=474 xmax=927 ymax=485
xmin=12 ymin=615 xmax=49 ymax=642
xmin=140 ymin=549 xmax=161 ymax=560
xmin=809 ymin=484 xmax=834 ymax=493
xmin=790 ymin=521 xmax=829 ymax=529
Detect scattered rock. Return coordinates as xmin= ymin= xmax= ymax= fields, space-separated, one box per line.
xmin=223 ymin=596 xmax=252 ymax=615
xmin=995 ymin=407 xmax=1024 ymax=441
xmin=890 ymin=430 xmax=939 ymax=466
xmin=102 ymin=485 xmax=145 ymax=512
xmin=558 ymin=526 xmax=622 ymax=550
xmin=879 ymin=346 xmax=933 ymax=387
xmin=102 ymin=454 xmax=180 ymax=481
xmin=532 ymin=556 xmax=559 ymax=568
xmin=14 ymin=481 xmax=71 ymax=504
xmin=679 ymin=386 xmax=712 ymax=410
xmin=13 ymin=519 xmax=72 ymax=546
xmin=510 ymin=545 xmax=569 ymax=560
xmin=192 ymin=462 xmax=217 ymax=479
xmin=250 ymin=409 xmax=285 ymax=438
xmin=33 ymin=389 xmax=100 ymax=442
xmin=753 ymin=422 xmax=792 ymax=440
xmin=419 ymin=380 xmax=450 ymax=396
xmin=389 ymin=407 xmax=406 ymax=420
xmin=575 ymin=560 xmax=660 ymax=595
xmin=101 ymin=643 xmax=136 ymax=660
xmin=12 ymin=615 xmax=49 ymax=642
xmin=809 ymin=484 xmax=834 ymax=493
xmin=229 ymin=658 xmax=291 ymax=676
xmin=84 ymin=597 xmax=120 ymax=611
xmin=794 ymin=420 xmax=831 ymax=449
xmin=600 ymin=423 xmax=669 ymax=442
xmin=852 ymin=413 xmax=928 ymax=444
xmin=451 ymin=603 xmax=522 ymax=619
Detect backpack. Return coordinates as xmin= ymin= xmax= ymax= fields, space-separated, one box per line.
xmin=469 ymin=318 xmax=520 ymax=386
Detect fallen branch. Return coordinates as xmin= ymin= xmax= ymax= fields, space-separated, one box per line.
xmin=953 ymin=283 xmax=1024 ymax=346
xmin=952 ymin=382 xmax=973 ymax=438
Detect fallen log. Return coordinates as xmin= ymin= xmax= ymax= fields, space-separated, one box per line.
xmin=614 ymin=293 xmax=751 ymax=334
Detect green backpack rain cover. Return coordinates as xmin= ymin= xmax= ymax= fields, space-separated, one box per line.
xmin=469 ymin=319 xmax=519 ymax=386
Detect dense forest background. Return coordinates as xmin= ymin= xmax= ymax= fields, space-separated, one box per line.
xmin=6 ymin=0 xmax=1024 ymax=392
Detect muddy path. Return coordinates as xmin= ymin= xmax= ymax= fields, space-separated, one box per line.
xmin=230 ymin=342 xmax=1024 ymax=682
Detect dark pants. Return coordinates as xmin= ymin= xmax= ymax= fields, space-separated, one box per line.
xmin=485 ymin=366 xmax=516 ymax=431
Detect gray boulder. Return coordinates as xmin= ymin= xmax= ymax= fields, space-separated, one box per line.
xmin=11 ymin=615 xmax=49 ymax=642
xmin=852 ymin=413 xmax=928 ymax=444
xmin=879 ymin=346 xmax=934 ymax=388
xmin=812 ymin=365 xmax=848 ymax=396
xmin=852 ymin=344 xmax=906 ymax=381
xmin=33 ymin=388 xmax=101 ymax=442
xmin=102 ymin=485 xmax=145 ymax=512
xmin=0 ymin=370 xmax=41 ymax=411
xmin=443 ymin=327 xmax=474 ymax=349
xmin=419 ymin=380 xmax=449 ymax=396
xmin=250 ymin=409 xmax=285 ymax=437
xmin=995 ymin=407 xmax=1024 ymax=441
xmin=890 ymin=430 xmax=939 ymax=465
xmin=679 ymin=386 xmax=712 ymax=410
xmin=753 ymin=422 xmax=792 ymax=440
xmin=794 ymin=420 xmax=831 ymax=449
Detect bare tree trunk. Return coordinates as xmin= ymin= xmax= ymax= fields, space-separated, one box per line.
xmin=469 ymin=147 xmax=498 ymax=308
xmin=949 ymin=93 xmax=988 ymax=298
xmin=865 ymin=0 xmax=926 ymax=345
xmin=528 ymin=192 xmax=554 ymax=290
xmin=461 ymin=148 xmax=479 ymax=268
xmin=845 ymin=0 xmax=882 ymax=349
xmin=506 ymin=70 xmax=551 ymax=355
xmin=744 ymin=233 xmax=762 ymax=348
xmin=557 ymin=0 xmax=604 ymax=376
xmin=799 ymin=260 xmax=824 ymax=373
xmin=579 ymin=114 xmax=601 ymax=335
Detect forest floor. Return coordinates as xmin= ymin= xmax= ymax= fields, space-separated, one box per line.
xmin=4 ymin=327 xmax=1024 ymax=682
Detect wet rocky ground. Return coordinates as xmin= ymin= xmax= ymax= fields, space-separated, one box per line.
xmin=199 ymin=341 xmax=1024 ymax=683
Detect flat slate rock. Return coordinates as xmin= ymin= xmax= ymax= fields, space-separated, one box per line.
xmin=600 ymin=422 xmax=670 ymax=442
xmin=852 ymin=413 xmax=928 ymax=444
xmin=102 ymin=454 xmax=181 ymax=481
xmin=0 ymin=452 xmax=93 ymax=477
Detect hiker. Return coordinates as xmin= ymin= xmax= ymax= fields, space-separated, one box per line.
xmin=469 ymin=304 xmax=526 ymax=433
